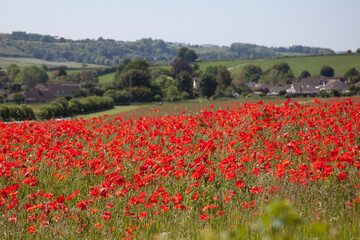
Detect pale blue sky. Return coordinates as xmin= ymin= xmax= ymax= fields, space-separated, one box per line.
xmin=1 ymin=0 xmax=359 ymax=51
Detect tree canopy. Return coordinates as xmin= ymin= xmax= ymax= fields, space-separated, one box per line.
xmin=299 ymin=70 xmax=311 ymax=78
xmin=0 ymin=32 xmax=336 ymax=65
xmin=117 ymin=59 xmax=151 ymax=89
xmin=175 ymin=47 xmax=198 ymax=62
xmin=171 ymin=60 xmax=192 ymax=78
xmin=176 ymin=71 xmax=193 ymax=95
xmin=199 ymin=73 xmax=218 ymax=98
xmin=320 ymin=66 xmax=335 ymax=77
xmin=241 ymin=65 xmax=263 ymax=83
xmin=260 ymin=63 xmax=294 ymax=86
xmin=21 ymin=65 xmax=48 ymax=89
xmin=345 ymin=68 xmax=360 ymax=84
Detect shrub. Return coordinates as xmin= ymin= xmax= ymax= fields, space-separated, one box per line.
xmin=181 ymin=91 xmax=190 ymax=100
xmin=165 ymin=85 xmax=181 ymax=102
xmin=154 ymin=95 xmax=162 ymax=102
xmin=38 ymin=96 xmax=114 ymax=119
xmin=6 ymin=105 xmax=34 ymax=121
xmin=131 ymin=86 xmax=153 ymax=102
xmin=331 ymin=89 xmax=341 ymax=97
xmin=13 ymin=93 xmax=25 ymax=104
xmin=0 ymin=106 xmax=10 ymax=121
xmin=320 ymin=66 xmax=334 ymax=77
xmin=103 ymin=89 xmax=117 ymax=100
xmin=20 ymin=105 xmax=35 ymax=120
xmin=317 ymin=90 xmax=330 ymax=98
xmin=279 ymin=90 xmax=286 ymax=96
xmin=68 ymin=98 xmax=83 ymax=114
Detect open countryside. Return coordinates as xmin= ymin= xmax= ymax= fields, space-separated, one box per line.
xmin=1 ymin=24 xmax=360 ymax=240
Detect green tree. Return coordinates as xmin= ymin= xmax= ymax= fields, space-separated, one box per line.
xmin=205 ymin=66 xmax=218 ymax=76
xmin=199 ymin=73 xmax=217 ymax=98
xmin=216 ymin=66 xmax=232 ymax=90
xmin=117 ymin=59 xmax=151 ymax=89
xmin=21 ymin=65 xmax=48 ymax=89
xmin=13 ymin=93 xmax=25 ymax=104
xmin=344 ymin=68 xmax=360 ymax=84
xmin=58 ymin=65 xmax=67 ymax=77
xmin=165 ymin=85 xmax=181 ymax=102
xmin=0 ymin=70 xmax=10 ymax=89
xmin=153 ymin=75 xmax=176 ymax=89
xmin=50 ymin=75 xmax=71 ymax=83
xmin=171 ymin=60 xmax=192 ymax=78
xmin=176 ymin=71 xmax=193 ymax=95
xmin=261 ymin=63 xmax=294 ymax=86
xmin=299 ymin=70 xmax=311 ymax=78
xmin=150 ymin=67 xmax=171 ymax=81
xmin=79 ymin=70 xmax=98 ymax=83
xmin=231 ymin=76 xmax=250 ymax=94
xmin=320 ymin=66 xmax=334 ymax=77
xmin=131 ymin=86 xmax=153 ymax=102
xmin=176 ymin=47 xmax=198 ymax=62
xmin=41 ymin=64 xmax=48 ymax=71
xmin=279 ymin=90 xmax=286 ymax=96
xmin=241 ymin=65 xmax=263 ymax=83
xmin=6 ymin=64 xmax=21 ymax=82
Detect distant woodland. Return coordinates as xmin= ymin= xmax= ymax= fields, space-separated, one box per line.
xmin=0 ymin=32 xmax=335 ymax=66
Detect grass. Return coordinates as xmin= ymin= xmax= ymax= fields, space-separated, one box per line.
xmin=197 ymin=59 xmax=249 ymax=72
xmin=21 ymin=103 xmax=141 ymax=120
xmin=73 ymin=105 xmax=142 ymax=119
xmin=98 ymin=72 xmax=116 ymax=85
xmin=0 ymin=57 xmax=104 ymax=68
xmin=154 ymin=54 xmax=360 ymax=78
xmin=228 ymin=54 xmax=360 ymax=77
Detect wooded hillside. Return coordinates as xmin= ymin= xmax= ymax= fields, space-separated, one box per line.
xmin=0 ymin=32 xmax=335 ymax=66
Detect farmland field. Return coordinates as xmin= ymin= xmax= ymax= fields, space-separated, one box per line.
xmin=1 ymin=97 xmax=360 ymax=239
xmin=151 ymin=54 xmax=360 ymax=78
xmin=99 ymin=72 xmax=116 ymax=85
xmin=228 ymin=54 xmax=360 ymax=77
xmin=61 ymin=54 xmax=360 ymax=84
xmin=0 ymin=57 xmax=104 ymax=69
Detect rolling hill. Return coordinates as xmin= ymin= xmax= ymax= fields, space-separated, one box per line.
xmin=0 ymin=31 xmax=335 ymax=67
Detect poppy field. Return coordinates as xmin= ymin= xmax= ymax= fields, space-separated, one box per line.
xmin=1 ymin=98 xmax=360 ymax=239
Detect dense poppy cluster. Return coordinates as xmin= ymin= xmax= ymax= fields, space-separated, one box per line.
xmin=1 ymin=98 xmax=360 ymax=238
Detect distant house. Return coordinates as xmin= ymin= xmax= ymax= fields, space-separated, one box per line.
xmin=252 ymin=83 xmax=270 ymax=93
xmin=7 ymin=83 xmax=80 ymax=103
xmin=322 ymin=79 xmax=347 ymax=92
xmin=245 ymin=82 xmax=255 ymax=88
xmin=268 ymin=86 xmax=291 ymax=96
xmin=288 ymin=78 xmax=348 ymax=96
xmin=192 ymin=77 xmax=201 ymax=89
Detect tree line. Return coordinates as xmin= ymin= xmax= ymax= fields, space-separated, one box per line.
xmin=0 ymin=32 xmax=335 ymax=66
xmin=1 ymin=46 xmax=360 ymax=116
xmin=233 ymin=62 xmax=360 ymax=95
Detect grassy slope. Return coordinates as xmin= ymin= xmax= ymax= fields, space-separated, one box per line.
xmin=36 ymin=54 xmax=360 ymax=86
xmin=229 ymin=54 xmax=360 ymax=77
xmin=0 ymin=57 xmax=104 ymax=68
xmin=153 ymin=54 xmax=360 ymax=78
xmin=98 ymin=72 xmax=116 ymax=85
xmin=74 ymin=105 xmax=141 ymax=119
xmin=189 ymin=46 xmax=232 ymax=54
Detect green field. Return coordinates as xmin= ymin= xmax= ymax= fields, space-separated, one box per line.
xmin=228 ymin=54 xmax=360 ymax=77
xmin=0 ymin=57 xmax=104 ymax=69
xmin=5 ymin=54 xmax=360 ymax=84
xmin=149 ymin=54 xmax=360 ymax=79
xmin=74 ymin=105 xmax=142 ymax=119
xmin=98 ymin=72 xmax=116 ymax=85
